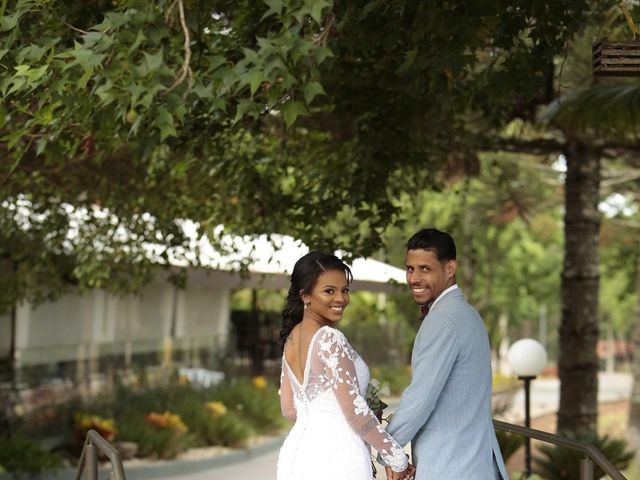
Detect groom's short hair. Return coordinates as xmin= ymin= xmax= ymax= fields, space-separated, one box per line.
xmin=407 ymin=228 xmax=457 ymax=261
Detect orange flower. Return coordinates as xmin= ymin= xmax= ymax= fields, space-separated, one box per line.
xmin=144 ymin=411 xmax=188 ymax=434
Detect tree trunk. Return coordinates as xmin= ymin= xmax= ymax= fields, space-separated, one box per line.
xmin=627 ymin=253 xmax=640 ymax=447
xmin=557 ymin=143 xmax=600 ymax=436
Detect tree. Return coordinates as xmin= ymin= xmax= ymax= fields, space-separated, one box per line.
xmin=526 ymin=2 xmax=640 ymax=436
xmin=381 ymin=153 xmax=565 ymax=352
xmin=8 ymin=0 xmax=624 ymax=439
xmin=1 ymin=0 xmax=592 ymax=312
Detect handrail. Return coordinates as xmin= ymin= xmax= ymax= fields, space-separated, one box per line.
xmin=75 ymin=429 xmax=127 ymax=480
xmin=493 ymin=419 xmax=626 ymax=480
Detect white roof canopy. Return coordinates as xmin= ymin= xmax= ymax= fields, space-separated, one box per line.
xmin=165 ymin=223 xmax=406 ymax=293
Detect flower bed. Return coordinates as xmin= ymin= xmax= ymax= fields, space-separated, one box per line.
xmin=1 ymin=375 xmax=287 ymax=475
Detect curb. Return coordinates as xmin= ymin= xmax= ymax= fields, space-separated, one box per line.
xmin=0 ymin=435 xmax=286 ymax=480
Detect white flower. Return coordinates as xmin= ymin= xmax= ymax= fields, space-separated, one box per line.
xmin=325 ymin=355 xmax=338 ymax=370
xmin=353 ymin=395 xmax=368 ymax=415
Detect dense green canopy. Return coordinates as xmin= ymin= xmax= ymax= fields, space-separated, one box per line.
xmin=0 ymin=0 xmax=592 ymax=308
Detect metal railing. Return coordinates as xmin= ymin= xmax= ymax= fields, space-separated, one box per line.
xmin=75 ymin=429 xmax=127 ymax=480
xmin=494 ymin=420 xmax=626 ymax=480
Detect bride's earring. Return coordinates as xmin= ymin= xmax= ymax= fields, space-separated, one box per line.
xmin=304 ymin=302 xmax=309 ymax=310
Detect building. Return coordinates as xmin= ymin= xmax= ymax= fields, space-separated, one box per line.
xmin=0 ymin=231 xmax=406 ymax=392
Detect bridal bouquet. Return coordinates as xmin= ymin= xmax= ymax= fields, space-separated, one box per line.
xmin=366 ymin=378 xmax=389 ymax=422
xmin=366 ymin=378 xmax=391 ymax=478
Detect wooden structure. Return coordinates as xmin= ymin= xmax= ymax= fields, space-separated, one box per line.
xmin=593 ymin=40 xmax=640 ymax=77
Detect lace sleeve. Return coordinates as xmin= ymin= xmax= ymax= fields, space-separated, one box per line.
xmin=317 ymin=329 xmax=408 ymax=473
xmin=279 ymin=359 xmax=296 ymax=421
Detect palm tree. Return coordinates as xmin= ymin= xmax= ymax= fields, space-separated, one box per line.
xmin=544 ymin=82 xmax=640 ymax=436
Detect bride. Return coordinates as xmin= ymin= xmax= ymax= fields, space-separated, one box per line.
xmin=277 ymin=251 xmax=415 ymax=480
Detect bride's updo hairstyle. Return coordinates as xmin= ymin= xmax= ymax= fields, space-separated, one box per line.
xmin=279 ymin=251 xmax=353 ymax=347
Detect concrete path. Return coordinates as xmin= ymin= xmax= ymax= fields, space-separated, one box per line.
xmin=148 ymin=371 xmax=633 ymax=480
xmin=173 ymin=449 xmax=278 ymax=480
xmin=502 ymin=371 xmax=632 ymax=423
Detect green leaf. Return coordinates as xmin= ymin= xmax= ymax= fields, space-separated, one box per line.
xmin=35 ymin=137 xmax=48 ymax=156
xmin=309 ymin=0 xmax=330 ymax=24
xmin=281 ymin=100 xmax=308 ymax=127
xmin=7 ymin=76 xmax=26 ymax=95
xmin=104 ymin=12 xmax=128 ymax=29
xmin=303 ymin=81 xmax=325 ymax=104
xmin=244 ymin=69 xmax=264 ymax=96
xmin=397 ymin=48 xmax=418 ymax=74
xmin=0 ymin=13 xmax=19 ymax=32
xmin=31 ymin=64 xmax=48 ymax=79
xmin=14 ymin=64 xmax=31 ymax=76
xmin=233 ymin=99 xmax=258 ymax=123
xmin=261 ymin=0 xmax=283 ymax=20
xmin=208 ymin=55 xmax=227 ymax=71
xmin=62 ymin=48 xmax=94 ymax=72
xmin=191 ymin=82 xmax=213 ymax=99
xmin=315 ymin=47 xmax=334 ymax=64
xmin=143 ymin=49 xmax=164 ymax=74
xmin=159 ymin=122 xmax=177 ymax=141
xmin=292 ymin=8 xmax=306 ymax=25
xmin=78 ymin=67 xmax=94 ymax=89
xmin=128 ymin=29 xmax=146 ymax=54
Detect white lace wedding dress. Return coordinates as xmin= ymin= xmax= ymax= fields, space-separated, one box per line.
xmin=277 ymin=325 xmax=408 ymax=480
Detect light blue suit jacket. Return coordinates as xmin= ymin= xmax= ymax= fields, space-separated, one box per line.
xmin=384 ymin=288 xmax=508 ymax=479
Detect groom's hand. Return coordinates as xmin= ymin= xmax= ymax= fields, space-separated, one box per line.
xmin=385 ymin=464 xmax=415 ymax=480
xmin=385 ymin=466 xmax=394 ymax=480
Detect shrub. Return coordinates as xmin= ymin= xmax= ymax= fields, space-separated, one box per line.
xmin=534 ymin=433 xmax=635 ymax=479
xmin=495 ymin=429 xmax=524 ymax=464
xmin=0 ymin=434 xmax=63 ymax=475
xmin=172 ymin=396 xmax=254 ymax=448
xmin=210 ymin=379 xmax=287 ymax=435
xmin=117 ymin=413 xmax=195 ymax=459
xmin=196 ymin=409 xmax=253 ymax=448
xmin=25 ymin=376 xmax=286 ymax=461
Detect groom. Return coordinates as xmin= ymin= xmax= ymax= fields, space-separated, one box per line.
xmin=381 ymin=228 xmax=508 ymax=480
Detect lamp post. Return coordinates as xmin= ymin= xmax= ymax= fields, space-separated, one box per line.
xmin=507 ymin=338 xmax=547 ymax=478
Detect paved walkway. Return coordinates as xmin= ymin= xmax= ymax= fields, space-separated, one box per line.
xmin=501 ymin=371 xmax=632 ymax=422
xmin=140 ymin=371 xmax=633 ymax=480
xmin=173 ymin=450 xmax=278 ymax=480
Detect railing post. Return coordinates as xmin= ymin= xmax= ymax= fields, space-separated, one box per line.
xmin=580 ymin=456 xmax=594 ymax=480
xmin=84 ymin=442 xmax=98 ymax=480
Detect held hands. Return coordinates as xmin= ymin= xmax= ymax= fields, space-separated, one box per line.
xmin=385 ymin=463 xmax=416 ymax=480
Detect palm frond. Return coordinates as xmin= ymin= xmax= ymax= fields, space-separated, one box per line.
xmin=541 ymin=84 xmax=640 ymax=137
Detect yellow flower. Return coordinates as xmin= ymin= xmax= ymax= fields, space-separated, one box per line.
xmin=205 ymin=401 xmax=227 ymax=417
xmin=253 ymin=376 xmax=267 ymax=389
xmin=74 ymin=413 xmax=117 ymax=442
xmin=178 ymin=374 xmax=190 ymax=385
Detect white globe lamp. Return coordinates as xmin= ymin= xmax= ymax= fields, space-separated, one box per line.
xmin=507 ymin=338 xmax=547 ymax=378
xmin=507 ymin=338 xmax=547 ymax=479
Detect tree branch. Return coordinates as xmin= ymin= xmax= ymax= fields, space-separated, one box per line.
xmin=312 ymin=12 xmax=334 ymax=46
xmin=480 ymin=136 xmax=640 ymax=159
xmin=167 ymin=0 xmax=193 ymax=94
